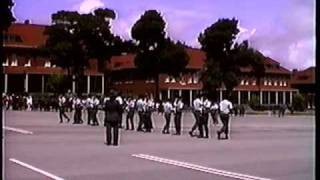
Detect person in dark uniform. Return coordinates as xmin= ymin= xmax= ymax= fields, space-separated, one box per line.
xmin=173 ymin=97 xmax=184 ymax=135
xmin=58 ymin=95 xmax=70 ymax=123
xmin=104 ymin=91 xmax=122 ymax=146
xmin=217 ymin=97 xmax=233 ymax=140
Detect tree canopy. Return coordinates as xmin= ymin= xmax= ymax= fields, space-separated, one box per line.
xmin=131 ymin=10 xmax=189 ymax=100
xmin=0 ymin=0 xmax=15 ymax=31
xmin=44 ymin=8 xmax=133 ymax=93
xmin=199 ymin=18 xmax=265 ymax=101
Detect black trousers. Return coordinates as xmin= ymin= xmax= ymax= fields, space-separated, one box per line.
xmin=87 ymin=108 xmax=92 ymax=125
xmin=190 ymin=111 xmax=201 ymax=134
xmin=144 ymin=111 xmax=152 ymax=132
xmin=218 ymin=113 xmax=230 ymax=138
xmin=74 ymin=108 xmax=83 ymax=124
xmin=174 ymin=112 xmax=182 ymax=134
xmin=137 ymin=111 xmax=144 ymax=131
xmin=92 ymin=108 xmax=99 ymax=125
xmin=105 ymin=122 xmax=119 ymax=145
xmin=163 ymin=113 xmax=171 ymax=133
xmin=199 ymin=112 xmax=209 ymax=137
xmin=126 ymin=110 xmax=134 ymax=130
xmin=59 ymin=107 xmax=69 ymax=123
xmin=210 ymin=111 xmax=218 ymax=124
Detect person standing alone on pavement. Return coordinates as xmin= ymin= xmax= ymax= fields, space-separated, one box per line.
xmin=173 ymin=97 xmax=184 ymax=135
xmin=104 ymin=91 xmax=123 ymax=146
xmin=217 ymin=96 xmax=233 ymax=140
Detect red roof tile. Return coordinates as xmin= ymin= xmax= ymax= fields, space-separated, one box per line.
xmin=3 ymin=23 xmax=47 ymax=48
xmin=291 ymin=67 xmax=315 ymax=84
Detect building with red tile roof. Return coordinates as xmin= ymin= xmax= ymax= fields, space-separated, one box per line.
xmin=2 ymin=23 xmax=306 ymax=107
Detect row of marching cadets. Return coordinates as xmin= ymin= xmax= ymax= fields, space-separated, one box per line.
xmin=189 ymin=94 xmax=232 ymax=140
xmin=58 ymin=94 xmax=101 ymax=125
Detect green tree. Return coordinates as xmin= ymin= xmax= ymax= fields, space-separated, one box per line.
xmin=45 ymin=8 xmax=128 ymax=94
xmin=1 ymin=0 xmax=16 ymax=66
xmin=46 ymin=74 xmax=68 ymax=93
xmin=0 ymin=0 xmax=15 ymax=31
xmin=131 ymin=10 xmax=189 ymax=100
xmin=198 ymin=18 xmax=265 ymax=101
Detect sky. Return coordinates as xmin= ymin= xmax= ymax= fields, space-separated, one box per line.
xmin=12 ymin=0 xmax=315 ymax=70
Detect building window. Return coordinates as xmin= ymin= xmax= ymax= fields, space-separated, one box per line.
xmin=274 ymin=81 xmax=278 ymax=86
xmin=283 ymin=81 xmax=287 ymax=87
xmin=171 ymin=77 xmax=176 ymax=83
xmin=165 ymin=77 xmax=170 ymax=83
xmin=44 ymin=60 xmax=51 ymax=67
xmin=279 ymin=81 xmax=283 ymax=86
xmin=2 ymin=57 xmax=9 ymax=66
xmin=193 ymin=74 xmax=199 ymax=84
xmin=240 ymin=80 xmax=244 ymax=85
xmin=245 ymin=80 xmax=249 ymax=86
xmin=252 ymin=80 xmax=256 ymax=86
xmin=187 ymin=77 xmax=192 ymax=84
xmin=24 ymin=59 xmax=31 ymax=67
xmin=264 ymin=80 xmax=268 ymax=86
xmin=268 ymin=80 xmax=272 ymax=86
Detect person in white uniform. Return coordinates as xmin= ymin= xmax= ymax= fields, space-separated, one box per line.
xmin=217 ymin=97 xmax=233 ymax=140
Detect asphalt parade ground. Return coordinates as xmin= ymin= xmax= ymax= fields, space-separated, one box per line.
xmin=3 ymin=110 xmax=315 ymax=180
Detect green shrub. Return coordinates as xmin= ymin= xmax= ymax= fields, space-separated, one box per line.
xmin=292 ymin=93 xmax=305 ymax=111
xmin=249 ymin=95 xmax=260 ymax=109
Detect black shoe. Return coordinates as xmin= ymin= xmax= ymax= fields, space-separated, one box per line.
xmin=217 ymin=132 xmax=221 ymax=140
xmin=189 ymin=131 xmax=194 ymax=137
xmin=197 ymin=135 xmax=204 ymax=138
xmin=204 ymin=135 xmax=209 ymax=138
xmin=105 ymin=142 xmax=111 ymax=146
xmin=59 ymin=121 xmax=63 ymax=123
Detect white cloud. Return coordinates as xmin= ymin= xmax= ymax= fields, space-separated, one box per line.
xmin=75 ymin=0 xmax=105 ymax=14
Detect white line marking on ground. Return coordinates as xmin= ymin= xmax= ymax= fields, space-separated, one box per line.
xmin=3 ymin=126 xmax=33 ymax=135
xmin=9 ymin=158 xmax=64 ymax=180
xmin=132 ymin=154 xmax=272 ymax=180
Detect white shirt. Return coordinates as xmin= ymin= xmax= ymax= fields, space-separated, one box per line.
xmin=211 ymin=103 xmax=219 ymax=110
xmin=136 ymin=98 xmax=145 ymax=112
xmin=26 ymin=96 xmax=33 ymax=105
xmin=219 ymin=99 xmax=233 ymax=114
xmin=116 ymin=96 xmax=123 ymax=105
xmin=193 ymin=98 xmax=202 ymax=111
xmin=93 ymin=98 xmax=100 ymax=106
xmin=164 ymin=101 xmax=173 ymax=113
xmin=203 ymin=99 xmax=211 ymax=109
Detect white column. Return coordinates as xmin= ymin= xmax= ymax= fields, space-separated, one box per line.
xmin=87 ymin=75 xmax=90 ymax=94
xmin=260 ymin=91 xmax=263 ymax=105
xmin=290 ymin=91 xmax=293 ymax=104
xmin=219 ymin=89 xmax=223 ymax=102
xmin=101 ymin=75 xmax=104 ymax=95
xmin=283 ymin=91 xmax=286 ymax=104
xmin=168 ymin=89 xmax=170 ymax=99
xmin=72 ymin=75 xmax=76 ymax=94
xmin=159 ymin=91 xmax=162 ymax=100
xmin=25 ymin=74 xmax=29 ymax=92
xmin=41 ymin=75 xmax=45 ymax=93
xmin=179 ymin=89 xmax=182 ymax=97
xmin=276 ymin=91 xmax=278 ymax=104
xmin=4 ymin=74 xmax=8 ymax=93
xmin=238 ymin=91 xmax=241 ymax=105
xmin=248 ymin=91 xmax=251 ymax=102
xmin=189 ymin=90 xmax=193 ymax=107
xmin=268 ymin=91 xmax=270 ymax=105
